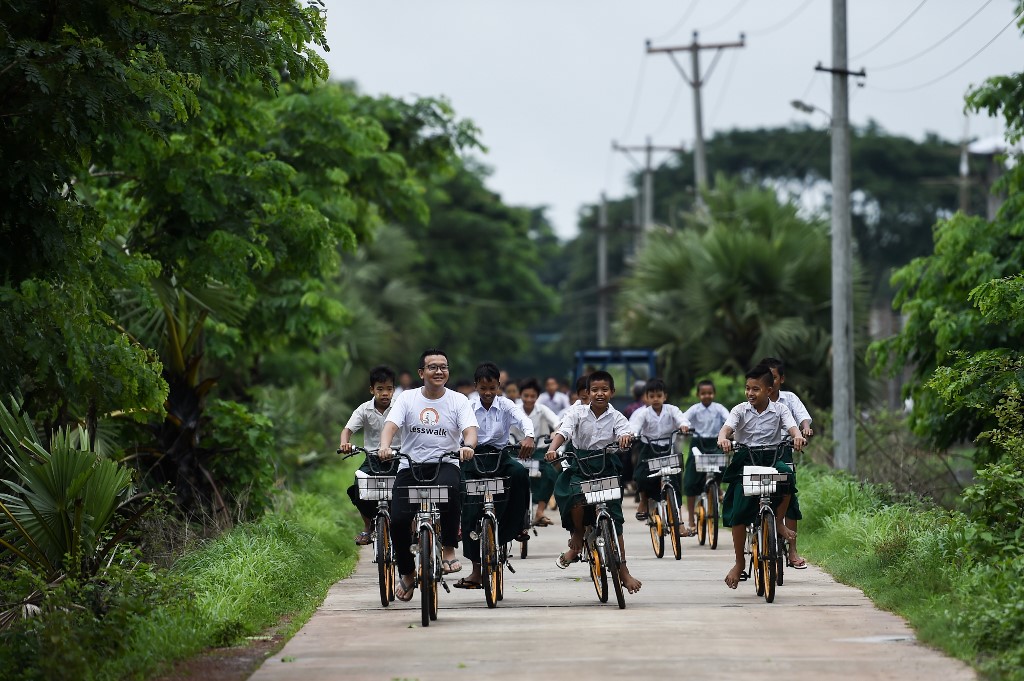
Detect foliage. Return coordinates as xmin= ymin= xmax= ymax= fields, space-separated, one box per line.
xmin=617 ymin=178 xmax=870 ymax=410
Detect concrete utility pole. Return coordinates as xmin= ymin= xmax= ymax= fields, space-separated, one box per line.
xmin=814 ymin=0 xmax=863 ymax=475
xmin=597 ymin=193 xmax=609 ymax=347
xmin=611 ymin=138 xmax=686 ymax=249
xmin=646 ymin=32 xmax=745 ymax=199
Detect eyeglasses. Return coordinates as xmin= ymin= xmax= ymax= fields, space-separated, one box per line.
xmin=422 ymin=364 xmax=449 ymax=372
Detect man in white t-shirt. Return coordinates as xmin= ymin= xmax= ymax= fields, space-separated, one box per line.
xmin=380 ymin=349 xmax=479 ymax=602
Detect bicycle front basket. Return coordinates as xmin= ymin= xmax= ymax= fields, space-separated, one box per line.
xmin=645 ymin=453 xmax=681 ymax=476
xmin=356 ymin=471 xmax=396 ymax=501
xmin=464 ymin=477 xmax=505 ymax=497
xmin=580 ymin=476 xmax=622 ymax=504
xmin=694 ymin=449 xmax=727 ymax=473
xmin=516 ymin=458 xmax=542 ymax=478
xmin=407 ymin=486 xmax=449 ymax=504
xmin=741 ymin=466 xmax=788 ymax=497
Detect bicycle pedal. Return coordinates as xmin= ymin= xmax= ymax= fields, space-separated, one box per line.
xmin=507 ymin=563 xmax=516 ymax=574
xmin=441 ymin=580 xmax=451 ymax=593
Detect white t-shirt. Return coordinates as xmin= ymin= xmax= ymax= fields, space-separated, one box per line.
xmin=628 ymin=404 xmax=686 ymax=443
xmin=680 ymin=401 xmax=731 ymax=438
xmin=386 ymin=387 xmax=478 ymax=469
xmin=343 ymin=399 xmax=401 ymax=451
xmin=724 ymin=401 xmax=797 ymax=448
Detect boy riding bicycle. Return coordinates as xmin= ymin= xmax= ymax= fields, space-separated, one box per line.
xmin=628 ymin=378 xmax=687 ymax=525
xmin=679 ymin=379 xmax=731 ymax=535
xmin=717 ymin=364 xmax=805 ymax=590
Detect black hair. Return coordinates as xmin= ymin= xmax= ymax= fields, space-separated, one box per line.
xmin=586 ymin=370 xmax=615 ymax=391
xmin=644 ymin=378 xmax=667 ymax=395
xmin=519 ymin=378 xmax=541 ymax=395
xmin=745 ymin=364 xmax=775 ymax=387
xmin=697 ymin=379 xmax=715 ymax=391
xmin=474 ymin=361 xmax=501 ymax=383
xmin=759 ymin=357 xmax=786 ymax=378
xmin=419 ymin=348 xmax=448 ymax=368
xmin=575 ymin=375 xmax=589 ymax=392
xmin=368 ymin=365 xmax=396 ymax=387
xmin=454 ymin=378 xmax=473 ymax=390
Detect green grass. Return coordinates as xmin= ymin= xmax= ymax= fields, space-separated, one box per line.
xmin=798 ymin=466 xmax=1024 ymax=681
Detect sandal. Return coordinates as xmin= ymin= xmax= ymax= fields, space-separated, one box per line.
xmin=533 ymin=516 xmax=553 ymax=527
xmin=555 ymin=552 xmax=578 ymax=569
xmin=635 ymin=511 xmax=649 ymax=521
xmin=441 ymin=558 xmax=462 ymax=574
xmin=354 ymin=531 xmax=372 ymax=546
xmin=680 ymin=526 xmax=698 ymax=537
xmin=453 ymin=578 xmax=482 ymax=589
xmin=789 ymin=556 xmax=809 ymax=569
xmin=395 ymin=577 xmax=415 ymax=601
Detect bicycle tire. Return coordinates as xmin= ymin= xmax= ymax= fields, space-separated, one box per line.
xmin=696 ymin=496 xmax=707 ymax=546
xmin=481 ymin=517 xmax=498 ymax=608
xmin=649 ymin=509 xmax=665 ymax=558
xmin=763 ymin=516 xmax=778 ymax=603
xmin=419 ymin=528 xmax=434 ymax=627
xmin=666 ymin=488 xmax=682 ymax=560
xmin=589 ymin=544 xmax=608 ymax=602
xmin=496 ymin=545 xmax=505 ymax=601
xmin=376 ymin=515 xmax=392 ymax=607
xmin=751 ymin=526 xmax=765 ymax=597
xmin=601 ymin=517 xmax=626 ymax=609
xmin=777 ymin=536 xmax=786 ymax=586
xmin=709 ymin=483 xmax=720 ymax=550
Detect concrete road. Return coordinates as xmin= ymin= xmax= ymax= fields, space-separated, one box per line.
xmin=250 ymin=497 xmax=975 ymax=681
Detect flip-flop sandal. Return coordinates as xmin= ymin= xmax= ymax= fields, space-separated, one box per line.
xmin=789 ymin=556 xmax=809 ymax=569
xmin=354 ymin=531 xmax=372 ymax=546
xmin=453 ymin=578 xmax=482 ymax=589
xmin=635 ymin=511 xmax=649 ymax=521
xmin=441 ymin=558 xmax=462 ymax=574
xmin=555 ymin=552 xmax=578 ymax=569
xmin=534 ymin=516 xmax=553 ymax=527
xmin=395 ymin=578 xmax=416 ymax=601
xmin=681 ymin=526 xmax=698 ymax=537
xmin=738 ymin=570 xmax=749 ymax=581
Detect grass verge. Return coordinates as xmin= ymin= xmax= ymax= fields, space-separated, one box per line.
xmin=798 ymin=465 xmax=1024 ymax=681
xmin=0 ymin=458 xmax=363 ymax=681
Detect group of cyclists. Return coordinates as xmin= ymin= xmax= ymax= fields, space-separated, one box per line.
xmin=338 ymin=347 xmax=814 ymax=608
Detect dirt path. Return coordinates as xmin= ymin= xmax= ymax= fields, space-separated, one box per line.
xmin=249 ymin=496 xmax=975 ymax=681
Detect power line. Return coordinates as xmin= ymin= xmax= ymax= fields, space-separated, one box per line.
xmin=850 ymin=0 xmax=929 ymax=60
xmin=868 ymin=0 xmax=995 ymax=72
xmin=710 ymin=47 xmax=740 ymax=122
xmin=618 ymin=56 xmax=649 ymax=141
xmin=869 ymin=7 xmax=1022 ymax=94
xmin=650 ymin=1 xmax=701 ymax=43
xmin=699 ymin=0 xmax=751 ymax=33
xmin=747 ymin=0 xmax=815 ymax=37
xmin=652 ymin=77 xmax=686 ymax=137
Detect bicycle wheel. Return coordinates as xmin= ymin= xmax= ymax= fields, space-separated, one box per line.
xmin=496 ymin=546 xmax=505 ymax=601
xmin=589 ymin=543 xmax=608 ymax=603
xmin=709 ymin=482 xmax=720 ymax=550
xmin=696 ymin=496 xmax=707 ymax=546
xmin=777 ymin=536 xmax=786 ymax=586
xmin=375 ymin=515 xmax=393 ymax=607
xmin=648 ymin=507 xmax=663 ymax=558
xmin=762 ymin=515 xmax=778 ymax=603
xmin=481 ymin=517 xmax=498 ymax=608
xmin=751 ymin=527 xmax=765 ymax=597
xmin=601 ymin=517 xmax=626 ymax=609
xmin=665 ymin=488 xmax=682 ymax=560
xmin=419 ymin=528 xmax=435 ymax=627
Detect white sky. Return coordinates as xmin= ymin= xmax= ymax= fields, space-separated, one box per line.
xmin=320 ymin=0 xmax=1022 ymax=238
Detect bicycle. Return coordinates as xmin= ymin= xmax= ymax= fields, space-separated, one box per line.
xmin=513 ymin=434 xmax=553 ymax=559
xmin=338 ymin=446 xmax=398 ymax=607
xmin=395 ymin=450 xmax=459 ymax=627
xmin=733 ymin=442 xmax=791 ymax=604
xmin=640 ymin=433 xmax=683 ymax=561
xmin=463 ymin=444 xmax=520 ymax=608
xmin=691 ymin=435 xmax=727 ymax=550
xmin=554 ymin=444 xmax=630 ymax=609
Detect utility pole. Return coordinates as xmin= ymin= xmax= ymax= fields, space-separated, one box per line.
xmin=815 ymin=0 xmax=863 ymax=475
xmin=647 ymin=32 xmax=745 ymax=199
xmin=597 ymin=193 xmax=609 ymax=347
xmin=612 ymin=138 xmax=686 ymax=250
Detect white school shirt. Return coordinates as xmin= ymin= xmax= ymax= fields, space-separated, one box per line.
xmin=680 ymin=401 xmax=731 ymax=438
xmin=777 ymin=391 xmax=812 ymax=425
xmin=343 ymin=399 xmax=401 ymax=451
xmin=724 ymin=400 xmax=798 ymax=448
xmin=537 ymin=390 xmax=571 ymax=417
xmin=471 ymin=395 xmax=535 ymax=449
xmin=628 ymin=404 xmax=686 ymax=442
xmin=511 ymin=402 xmax=560 ymax=442
xmin=385 ymin=387 xmax=478 ymax=469
xmin=556 ymin=403 xmax=631 ymax=451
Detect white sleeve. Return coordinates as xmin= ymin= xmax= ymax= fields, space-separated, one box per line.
xmin=669 ymin=404 xmax=687 ymax=429
xmin=343 ymin=404 xmax=366 ymax=433
xmin=627 ymin=407 xmax=646 ymax=435
xmin=613 ymin=411 xmax=632 ymax=438
xmin=778 ymin=403 xmax=798 ymax=432
xmin=788 ymin=393 xmax=812 ymax=424
xmin=555 ymin=405 xmax=578 ymax=440
xmin=724 ymin=404 xmax=743 ymax=432
xmin=540 ymin=404 xmax=560 ymax=432
xmin=456 ymin=394 xmax=480 ymax=431
xmin=385 ymin=393 xmax=409 ymax=428
xmin=679 ymin=403 xmax=699 ymax=428
xmin=505 ymin=398 xmax=534 ymax=438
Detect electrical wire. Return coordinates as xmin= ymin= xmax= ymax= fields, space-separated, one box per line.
xmin=867 ymin=0 xmax=995 ymax=72
xmin=618 ymin=56 xmax=649 ymax=142
xmin=652 ymin=77 xmax=686 ymax=137
xmin=869 ymin=7 xmax=1022 ymax=94
xmin=709 ymin=48 xmax=739 ymax=122
xmin=746 ymin=0 xmax=815 ymax=38
xmin=698 ymin=0 xmax=751 ymax=33
xmin=850 ymin=0 xmax=929 ymax=60
xmin=650 ymin=1 xmax=701 ymax=43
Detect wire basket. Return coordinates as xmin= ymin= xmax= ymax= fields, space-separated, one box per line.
xmin=580 ymin=476 xmax=622 ymax=504
xmin=645 ymin=453 xmax=681 ymax=476
xmin=518 ymin=458 xmax=542 ymax=478
xmin=741 ymin=466 xmax=789 ymax=497
xmin=356 ymin=471 xmax=396 ymax=501
xmin=407 ymin=486 xmax=449 ymax=505
xmin=694 ymin=448 xmax=728 ymax=473
xmin=464 ymin=477 xmax=505 ymax=497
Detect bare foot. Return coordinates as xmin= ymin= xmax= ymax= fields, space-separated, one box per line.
xmin=724 ymin=562 xmax=744 ymax=589
xmin=776 ymin=522 xmax=797 ymax=543
xmin=619 ymin=565 xmax=642 ymax=594
xmin=562 ymin=534 xmax=584 ymax=563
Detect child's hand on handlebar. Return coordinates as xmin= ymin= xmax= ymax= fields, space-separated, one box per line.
xmin=338 ymin=442 xmax=353 ymax=454
xmin=718 ymin=438 xmax=732 ymax=453
xmin=618 ymin=434 xmax=633 ymax=450
xmin=544 ymin=449 xmax=559 ymax=462
xmin=459 ymin=446 xmax=475 ymax=462
xmin=379 ymin=447 xmax=394 ymax=460
xmin=519 ymin=437 xmax=535 ymax=459
xmin=793 ymin=435 xmax=807 ymax=451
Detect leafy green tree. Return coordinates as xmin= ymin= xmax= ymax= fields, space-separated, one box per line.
xmin=618 ymin=178 xmax=870 ymax=409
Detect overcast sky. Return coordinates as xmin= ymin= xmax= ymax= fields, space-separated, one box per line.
xmin=320 ymin=0 xmax=1022 ymax=238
